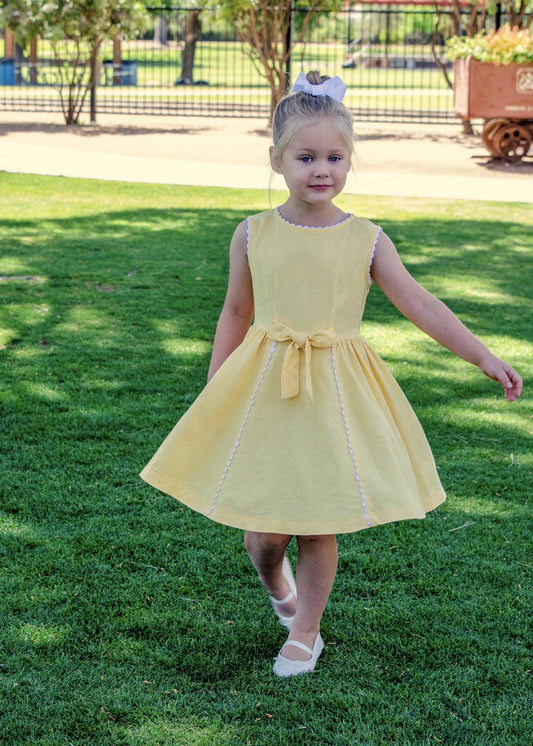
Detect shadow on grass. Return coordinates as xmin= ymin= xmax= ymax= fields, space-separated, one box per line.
xmin=0 ymin=185 xmax=531 ymax=743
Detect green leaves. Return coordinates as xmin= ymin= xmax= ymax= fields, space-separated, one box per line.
xmin=1 ymin=0 xmax=149 ymax=47
xmin=1 ymin=0 xmax=150 ymax=124
xmin=446 ymin=25 xmax=533 ymax=65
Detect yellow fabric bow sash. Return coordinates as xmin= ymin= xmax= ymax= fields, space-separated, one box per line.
xmin=268 ymin=322 xmax=337 ymax=401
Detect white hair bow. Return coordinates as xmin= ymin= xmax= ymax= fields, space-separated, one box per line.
xmin=292 ymin=72 xmax=347 ymax=103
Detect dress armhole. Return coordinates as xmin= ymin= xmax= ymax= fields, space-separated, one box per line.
xmin=368 ymin=226 xmax=382 ymax=284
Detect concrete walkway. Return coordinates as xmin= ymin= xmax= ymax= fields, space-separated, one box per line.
xmin=0 ymin=112 xmax=532 ymax=202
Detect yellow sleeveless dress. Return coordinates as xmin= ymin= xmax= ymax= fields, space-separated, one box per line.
xmin=140 ymin=209 xmax=446 ymax=534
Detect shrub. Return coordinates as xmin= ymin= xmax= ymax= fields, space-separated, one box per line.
xmin=446 ymin=24 xmax=533 ymax=65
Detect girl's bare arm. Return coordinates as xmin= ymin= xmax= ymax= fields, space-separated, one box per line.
xmin=371 ymin=232 xmax=522 ymax=402
xmin=207 ymin=220 xmax=255 ymax=381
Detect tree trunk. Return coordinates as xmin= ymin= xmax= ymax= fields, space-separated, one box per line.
xmin=270 ymin=72 xmax=287 ymax=123
xmin=90 ymin=52 xmax=99 ymax=123
xmin=4 ymin=26 xmax=16 ymax=58
xmin=180 ymin=9 xmax=202 ymax=84
xmin=85 ymin=42 xmax=101 ymax=125
xmin=228 ymin=0 xmax=325 ymax=125
xmin=113 ymin=35 xmax=122 ymax=87
xmin=29 ymin=38 xmax=38 ymax=85
xmin=154 ymin=15 xmax=168 ymax=46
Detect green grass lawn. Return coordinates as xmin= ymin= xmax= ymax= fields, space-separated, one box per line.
xmin=0 ymin=174 xmax=531 ymax=745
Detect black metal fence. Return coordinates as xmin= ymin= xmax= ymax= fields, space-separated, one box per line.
xmin=0 ymin=3 xmax=504 ymax=123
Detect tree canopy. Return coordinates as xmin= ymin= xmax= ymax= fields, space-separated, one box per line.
xmin=1 ymin=1 xmax=149 ymax=124
xmin=220 ymin=0 xmax=343 ymax=119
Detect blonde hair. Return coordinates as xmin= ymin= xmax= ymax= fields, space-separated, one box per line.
xmin=272 ymin=71 xmax=354 ymax=161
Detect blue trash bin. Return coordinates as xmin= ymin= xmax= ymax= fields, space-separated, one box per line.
xmin=0 ymin=59 xmax=15 ymax=85
xmin=102 ymin=60 xmax=137 ymax=86
xmin=121 ymin=60 xmax=137 ymax=86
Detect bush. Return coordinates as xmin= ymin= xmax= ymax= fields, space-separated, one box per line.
xmin=446 ymin=24 xmax=533 ymax=65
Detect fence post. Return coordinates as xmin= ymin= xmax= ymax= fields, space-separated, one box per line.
xmin=90 ymin=41 xmax=102 ymax=123
xmin=495 ymin=2 xmax=502 ymax=30
xmin=284 ymin=0 xmax=294 ymax=94
xmin=90 ymin=70 xmax=97 ymax=122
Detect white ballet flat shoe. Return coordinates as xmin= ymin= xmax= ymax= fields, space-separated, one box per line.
xmin=268 ymin=556 xmax=297 ymax=630
xmin=273 ymin=634 xmax=324 ymax=678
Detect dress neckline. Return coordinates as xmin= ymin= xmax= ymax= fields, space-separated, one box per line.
xmin=276 ymin=206 xmax=353 ymax=230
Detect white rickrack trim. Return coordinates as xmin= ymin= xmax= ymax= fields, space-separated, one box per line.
xmin=330 ymin=346 xmax=372 ymax=528
xmin=368 ymin=226 xmax=382 ymax=284
xmin=276 ymin=206 xmax=352 ymax=230
xmin=245 ymin=216 xmax=251 ymax=258
xmin=205 ymin=339 xmax=278 ymax=517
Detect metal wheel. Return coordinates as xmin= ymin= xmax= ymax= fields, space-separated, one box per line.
xmin=493 ymin=124 xmax=532 ymax=162
xmin=482 ymin=118 xmax=509 ymax=156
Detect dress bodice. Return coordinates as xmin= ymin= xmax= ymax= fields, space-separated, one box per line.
xmin=247 ymin=209 xmax=381 ymax=339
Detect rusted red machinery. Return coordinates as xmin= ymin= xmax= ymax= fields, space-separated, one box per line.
xmin=453 ymin=58 xmax=533 ymax=162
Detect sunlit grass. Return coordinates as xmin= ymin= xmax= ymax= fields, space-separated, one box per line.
xmin=0 ymin=173 xmax=531 ymax=745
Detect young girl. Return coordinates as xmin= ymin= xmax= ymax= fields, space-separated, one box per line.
xmin=141 ymin=71 xmax=522 ymax=678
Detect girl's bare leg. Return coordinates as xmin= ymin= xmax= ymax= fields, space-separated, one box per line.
xmin=281 ymin=534 xmax=338 ymax=661
xmin=244 ymin=531 xmax=297 ymax=618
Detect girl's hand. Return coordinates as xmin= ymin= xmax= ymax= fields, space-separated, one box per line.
xmin=478 ymin=354 xmax=523 ymax=402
